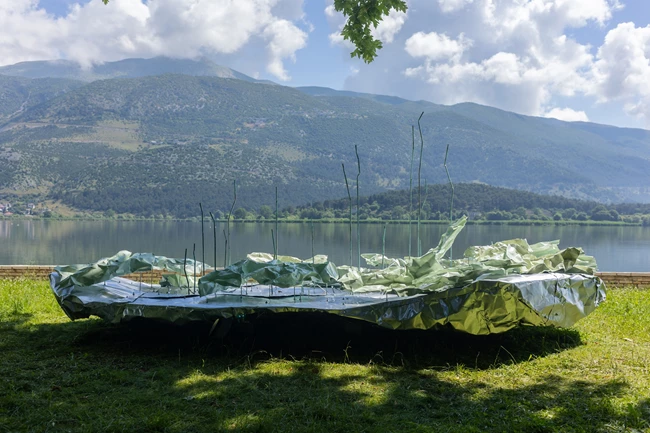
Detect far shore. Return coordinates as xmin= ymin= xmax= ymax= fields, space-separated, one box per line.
xmin=1 ymin=216 xmax=646 ymax=227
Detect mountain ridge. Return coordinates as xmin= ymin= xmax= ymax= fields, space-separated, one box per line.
xmin=0 ymin=57 xmax=649 ymax=218
xmin=0 ymin=56 xmax=264 ymax=83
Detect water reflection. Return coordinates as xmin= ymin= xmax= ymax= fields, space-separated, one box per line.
xmin=1 ymin=219 xmax=649 ymax=271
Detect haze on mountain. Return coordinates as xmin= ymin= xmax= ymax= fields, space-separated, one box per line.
xmin=1 ymin=57 xmax=649 ymax=218
xmin=0 ymin=56 xmax=265 ymax=83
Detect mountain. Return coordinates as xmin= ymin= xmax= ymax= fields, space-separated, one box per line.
xmin=300 ymin=86 xmax=650 ymax=202
xmin=0 ymin=75 xmax=85 ymax=123
xmin=0 ymin=57 xmax=262 ymax=83
xmin=1 ymin=59 xmax=650 ymax=217
xmin=297 ymin=86 xmax=413 ymax=105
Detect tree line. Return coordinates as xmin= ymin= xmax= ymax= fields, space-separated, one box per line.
xmin=6 ymin=182 xmax=650 ymax=225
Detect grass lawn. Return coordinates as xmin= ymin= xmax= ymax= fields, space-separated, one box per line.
xmin=1 ymin=279 xmax=649 ymax=433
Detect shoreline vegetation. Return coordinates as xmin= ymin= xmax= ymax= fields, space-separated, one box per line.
xmin=1 ymin=214 xmax=647 ymax=226
xmin=5 ymin=183 xmax=650 ymax=225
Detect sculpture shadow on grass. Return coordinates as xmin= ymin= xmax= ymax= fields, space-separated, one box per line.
xmin=73 ymin=312 xmax=583 ymax=369
xmin=3 ymin=316 xmax=649 ymax=433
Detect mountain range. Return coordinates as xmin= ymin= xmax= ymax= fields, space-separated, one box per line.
xmin=0 ymin=57 xmax=265 ymax=83
xmin=1 ymin=56 xmax=649 ymax=218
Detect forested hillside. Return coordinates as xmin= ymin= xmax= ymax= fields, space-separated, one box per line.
xmin=284 ymin=183 xmax=649 ymax=224
xmin=0 ymin=75 xmax=84 ymax=122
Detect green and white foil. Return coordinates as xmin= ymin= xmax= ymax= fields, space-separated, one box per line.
xmin=50 ymin=217 xmax=606 ymax=335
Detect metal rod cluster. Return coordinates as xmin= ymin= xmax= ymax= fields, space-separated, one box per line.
xmin=408 ymin=125 xmax=415 ymax=257
xmin=209 ymin=211 xmax=216 ymax=269
xmin=444 ymin=143 xmax=455 ymax=259
xmin=274 ymin=186 xmax=279 ymax=260
xmin=417 ymin=112 xmax=424 ymax=256
xmin=226 ymin=180 xmax=237 ymax=266
xmin=355 ymin=145 xmax=361 ymax=270
xmin=183 ymin=111 xmax=456 ymax=300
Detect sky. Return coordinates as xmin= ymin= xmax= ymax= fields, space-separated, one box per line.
xmin=2 ymin=0 xmax=650 ymax=129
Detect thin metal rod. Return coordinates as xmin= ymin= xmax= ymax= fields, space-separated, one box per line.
xmin=311 ymin=221 xmax=315 ymax=264
xmin=192 ymin=243 xmax=196 ymax=294
xmin=420 ymin=180 xmax=429 ymax=255
xmin=209 ymin=212 xmax=216 ymax=269
xmin=271 ymin=230 xmax=276 ymax=261
xmin=227 ymin=180 xmax=237 ymax=266
xmin=355 ymin=145 xmax=361 ymax=269
xmin=274 ymin=186 xmax=278 ymax=260
xmin=342 ymin=163 xmax=352 ymax=267
xmin=416 ymin=112 xmax=424 ymax=256
xmin=408 ymin=125 xmax=415 ymax=257
xmin=382 ymin=224 xmax=386 ymax=269
xmin=183 ymin=248 xmax=189 ymax=293
xmin=444 ymin=143 xmax=455 ymax=260
xmin=199 ymin=203 xmax=205 ymax=274
xmin=222 ymin=229 xmax=227 ymax=269
xmin=422 ymin=179 xmax=429 ymax=208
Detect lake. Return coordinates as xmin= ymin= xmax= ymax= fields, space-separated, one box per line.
xmin=2 ymin=219 xmax=649 ymax=272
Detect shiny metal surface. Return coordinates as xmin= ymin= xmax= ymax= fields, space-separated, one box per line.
xmin=49 ymin=217 xmax=606 ymax=334
xmin=50 ymin=272 xmax=605 ymax=335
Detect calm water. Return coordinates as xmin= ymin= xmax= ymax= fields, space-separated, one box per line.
xmin=2 ymin=220 xmax=650 ymax=272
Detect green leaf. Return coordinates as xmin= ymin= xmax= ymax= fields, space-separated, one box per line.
xmin=334 ymin=0 xmax=407 ymax=63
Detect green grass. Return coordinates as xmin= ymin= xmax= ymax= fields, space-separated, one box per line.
xmin=1 ymin=279 xmax=649 ymax=433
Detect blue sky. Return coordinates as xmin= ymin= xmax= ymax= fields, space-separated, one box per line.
xmin=7 ymin=1 xmax=650 ymax=129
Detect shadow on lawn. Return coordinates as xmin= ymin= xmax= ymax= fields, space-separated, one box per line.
xmin=75 ymin=312 xmax=585 ymax=369
xmin=2 ymin=315 xmax=649 ymax=432
xmin=0 ymin=312 xmax=33 ymax=329
xmin=174 ymin=364 xmax=649 ymax=433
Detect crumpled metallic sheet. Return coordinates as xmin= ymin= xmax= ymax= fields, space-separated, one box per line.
xmin=49 ymin=271 xmax=606 ymax=335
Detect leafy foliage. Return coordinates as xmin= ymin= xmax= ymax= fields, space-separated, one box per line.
xmin=334 ymin=0 xmax=407 ymax=62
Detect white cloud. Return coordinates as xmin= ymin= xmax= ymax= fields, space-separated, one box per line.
xmin=0 ymin=0 xmax=64 ymax=65
xmin=324 ymin=4 xmax=337 ymax=18
xmin=324 ymin=2 xmax=348 ymax=47
xmin=479 ymin=0 xmax=622 ymax=40
xmin=372 ymin=8 xmax=407 ymax=43
xmin=553 ymin=0 xmax=622 ymax=27
xmin=0 ymin=0 xmax=308 ymax=81
xmin=263 ymin=19 xmax=307 ymax=81
xmin=404 ymin=31 xmax=470 ymax=61
xmin=393 ymin=0 xmax=622 ymax=117
xmin=544 ymin=107 xmax=589 ymax=122
xmin=437 ymin=0 xmax=474 ymax=14
xmin=590 ymin=22 xmax=650 ymax=121
xmin=333 ymin=0 xmax=641 ymax=124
